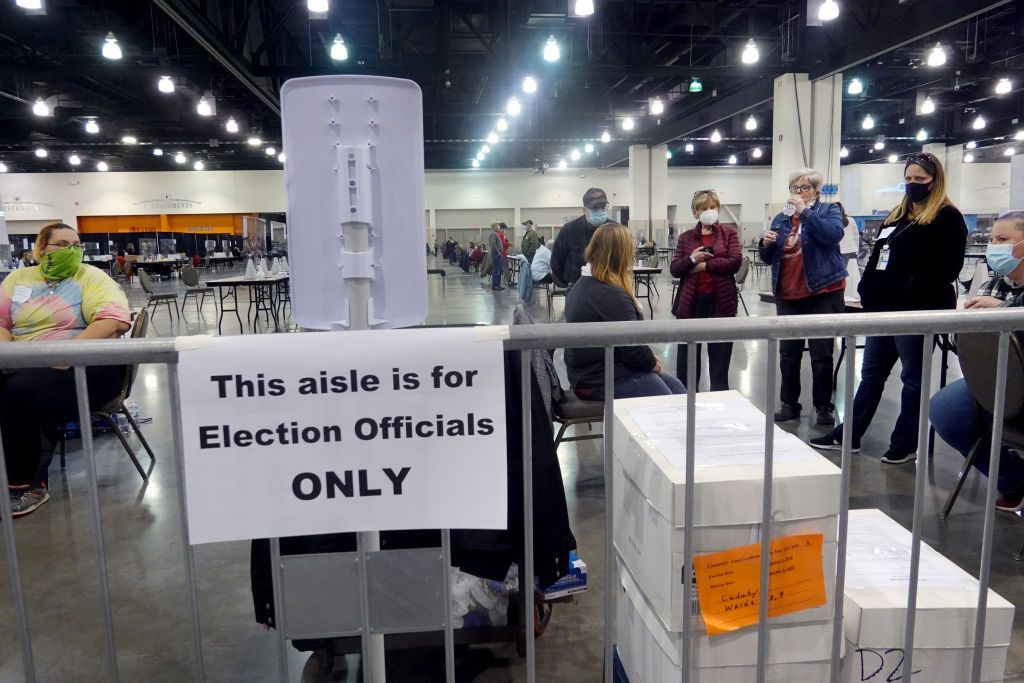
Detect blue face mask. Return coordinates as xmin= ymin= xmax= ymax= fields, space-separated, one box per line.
xmin=986 ymin=241 xmax=1024 ymax=277
xmin=587 ymin=209 xmax=608 ymax=226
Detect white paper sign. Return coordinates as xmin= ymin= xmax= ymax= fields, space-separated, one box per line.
xmin=176 ymin=328 xmax=508 ymax=544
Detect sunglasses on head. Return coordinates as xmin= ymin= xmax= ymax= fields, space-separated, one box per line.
xmin=905 ymin=153 xmax=937 ymax=172
xmin=693 ymin=189 xmax=716 ymax=198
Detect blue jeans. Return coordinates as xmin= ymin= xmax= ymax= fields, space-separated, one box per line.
xmin=930 ymin=379 xmax=1024 ymax=494
xmin=589 ymin=372 xmax=686 ymax=400
xmin=491 ymin=251 xmax=503 ymax=288
xmin=830 ymin=334 xmax=924 ymax=452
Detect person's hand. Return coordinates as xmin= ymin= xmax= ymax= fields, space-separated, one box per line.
xmin=690 ymin=246 xmax=713 ymax=263
xmin=653 ymin=358 xmax=664 ymax=375
xmin=966 ymin=296 xmax=1002 ymax=309
xmin=789 ymin=195 xmax=807 ymax=216
xmin=693 ymin=262 xmax=708 ymax=273
xmin=761 ymin=230 xmax=778 ymax=245
xmin=51 ymin=365 xmax=70 ymax=371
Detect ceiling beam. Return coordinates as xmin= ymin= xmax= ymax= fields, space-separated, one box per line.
xmin=643 ymin=78 xmax=775 ymax=148
xmin=151 ymin=0 xmax=280 ymax=116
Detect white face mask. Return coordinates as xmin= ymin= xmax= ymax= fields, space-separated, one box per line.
xmin=698 ymin=209 xmax=719 ymax=226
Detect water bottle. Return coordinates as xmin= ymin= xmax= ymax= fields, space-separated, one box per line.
xmin=114 ymin=414 xmax=131 ymax=434
xmin=782 ymin=202 xmax=797 ymax=217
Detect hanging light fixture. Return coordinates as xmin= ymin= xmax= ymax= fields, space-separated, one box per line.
xmin=158 ymin=76 xmax=175 ymax=93
xmin=745 ymin=115 xmax=757 ymax=131
xmin=96 ymin=161 xmax=109 ymax=171
xmin=194 ymin=160 xmax=205 ymax=170
xmin=847 ymin=78 xmax=863 ymax=95
xmin=818 ymin=0 xmax=839 ymax=21
xmin=689 ymin=78 xmax=703 ymax=93
xmin=584 ymin=143 xmax=594 ymax=154
xmin=1015 ymin=130 xmax=1024 ymax=141
xmin=996 ymin=78 xmax=1012 ymax=95
xmin=621 ymin=117 xmax=635 ymax=131
xmin=481 ymin=145 xmax=491 ymax=154
xmin=174 ymin=152 xmax=187 ymax=164
xmin=121 ymin=135 xmax=138 ymax=145
xmin=471 ymin=159 xmax=480 ymax=168
xmin=840 ymin=146 xmax=850 ymax=158
xmin=16 ymin=0 xmax=42 ymax=8
xmin=666 ymin=150 xmax=673 ymax=160
xmin=265 ymin=147 xmax=277 ymax=156
xmin=278 ymin=153 xmax=286 ymax=163
xmin=1006 ymin=148 xmax=1017 ymax=157
xmin=307 ymin=0 xmax=328 ymax=12
xmin=522 ymin=76 xmax=538 ymax=94
xmin=330 ymin=34 xmax=348 ymax=61
xmin=506 ymin=96 xmax=522 ymax=116
xmin=153 ymin=148 xmax=164 ymax=156
xmin=557 ymin=159 xmax=567 ymax=170
xmin=543 ymin=36 xmax=560 ymax=62
xmin=486 ymin=131 xmax=499 ymax=145
xmin=84 ymin=119 xmax=99 ymax=134
xmin=920 ymin=96 xmax=935 ymax=114
xmin=751 ymin=147 xmax=763 ymax=159
xmin=685 ymin=143 xmax=694 ymax=152
xmin=601 ymin=130 xmax=611 ymax=143
xmin=32 ymin=98 xmax=50 ymax=117
xmin=741 ymin=39 xmax=759 ymax=64
xmin=573 ymin=0 xmax=595 ymax=17
xmin=570 ymin=148 xmax=581 ymax=161
xmin=247 ymin=136 xmax=262 ymax=147
xmin=964 ymin=152 xmax=975 ymax=163
xmin=916 ymin=129 xmax=928 ymax=142
xmin=496 ymin=117 xmax=508 ymax=132
xmin=68 ymin=154 xmax=81 ymax=166
xmin=966 ymin=140 xmax=977 ymax=149
xmin=874 ymin=136 xmax=885 ymax=150
xmin=927 ymin=43 xmax=946 ymax=67
xmin=225 ymin=117 xmax=239 ymax=133
xmin=973 ymin=114 xmax=986 ymax=130
xmin=475 ymin=151 xmax=484 ymax=161
xmin=862 ymin=114 xmax=874 ymax=130
xmin=887 ymin=154 xmax=898 ymax=163
xmin=710 ymin=129 xmax=722 ymax=143
xmin=0 ymin=162 xmax=7 ymax=173
xmin=727 ymin=154 xmax=737 ymax=165
xmin=197 ymin=96 xmax=213 ymax=117
xmin=34 ymin=148 xmax=47 ymax=158
xmin=650 ymin=98 xmax=664 ymax=115
xmin=102 ymin=32 xmax=122 ymax=60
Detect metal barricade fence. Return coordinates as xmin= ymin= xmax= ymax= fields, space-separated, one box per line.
xmin=1 ymin=307 xmax=1022 ymax=682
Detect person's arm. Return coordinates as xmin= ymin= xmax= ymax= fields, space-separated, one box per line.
xmin=758 ymin=217 xmax=782 ymax=263
xmin=75 ymin=318 xmax=130 ymax=340
xmin=600 ymin=290 xmax=657 ymax=372
xmin=800 ymin=203 xmax=845 ymax=244
xmin=0 ymin=328 xmax=11 ymax=343
xmin=930 ymin=208 xmax=969 ymax=284
xmin=549 ymin=234 xmax=568 ymax=286
xmin=0 ymin=280 xmax=13 ymax=342
xmin=706 ymin=226 xmax=742 ymax=275
xmin=669 ymin=233 xmax=696 ymax=278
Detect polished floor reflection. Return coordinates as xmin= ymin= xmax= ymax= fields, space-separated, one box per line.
xmin=1 ymin=257 xmax=1023 ymax=682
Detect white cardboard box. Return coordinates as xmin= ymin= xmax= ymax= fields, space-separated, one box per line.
xmin=617 ymin=559 xmax=838 ymax=683
xmin=612 ymin=392 xmax=842 ymax=631
xmin=839 ymin=509 xmax=1014 ymax=683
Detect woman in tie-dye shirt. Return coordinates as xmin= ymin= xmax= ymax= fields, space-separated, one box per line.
xmin=0 ymin=223 xmax=131 ymax=518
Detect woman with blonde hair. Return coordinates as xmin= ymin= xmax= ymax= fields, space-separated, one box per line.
xmin=812 ymin=152 xmax=967 ymax=464
xmin=564 ymin=223 xmax=685 ymax=399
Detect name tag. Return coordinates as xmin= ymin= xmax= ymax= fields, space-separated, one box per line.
xmin=877 ymin=247 xmax=890 ymax=271
xmin=12 ymin=286 xmax=32 ymax=304
xmin=878 ymin=226 xmax=896 ymax=240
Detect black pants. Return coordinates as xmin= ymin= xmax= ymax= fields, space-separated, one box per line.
xmin=0 ymin=366 xmax=124 ymax=487
xmin=676 ymin=293 xmax=734 ymax=392
xmin=776 ymin=289 xmax=845 ymax=409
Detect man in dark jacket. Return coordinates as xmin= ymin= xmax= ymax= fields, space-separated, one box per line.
xmin=550 ymin=187 xmax=611 ymax=289
xmin=521 ymin=220 xmax=540 ymax=262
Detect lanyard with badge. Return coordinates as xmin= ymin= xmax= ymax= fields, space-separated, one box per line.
xmin=875 ymin=218 xmax=918 ymax=271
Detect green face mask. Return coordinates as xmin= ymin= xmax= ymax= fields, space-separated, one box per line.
xmin=40 ymin=246 xmax=83 ymax=281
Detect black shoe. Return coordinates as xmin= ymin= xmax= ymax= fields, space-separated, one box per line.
xmin=773 ymin=403 xmax=800 ymax=422
xmin=491 ymin=286 xmax=505 ymax=291
xmin=809 ymin=435 xmax=861 ymax=453
xmin=880 ymin=448 xmax=917 ymax=465
xmin=815 ymin=406 xmax=835 ymax=426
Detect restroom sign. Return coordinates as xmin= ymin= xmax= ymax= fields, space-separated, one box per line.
xmin=176 ymin=328 xmax=508 ymax=544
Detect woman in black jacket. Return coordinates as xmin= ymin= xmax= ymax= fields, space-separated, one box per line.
xmin=564 ymin=223 xmax=685 ymax=400
xmin=811 ymin=152 xmax=967 ymax=464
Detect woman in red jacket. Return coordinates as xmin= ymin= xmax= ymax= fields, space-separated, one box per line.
xmin=670 ymin=190 xmax=742 ymax=391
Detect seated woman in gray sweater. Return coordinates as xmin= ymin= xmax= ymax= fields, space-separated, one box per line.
xmin=564 ymin=223 xmax=685 ymax=400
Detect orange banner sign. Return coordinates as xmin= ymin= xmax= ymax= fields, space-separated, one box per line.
xmin=692 ymin=533 xmax=826 ymax=636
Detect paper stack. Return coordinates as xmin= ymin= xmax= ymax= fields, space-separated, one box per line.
xmin=244 ymin=259 xmax=257 ymax=279
xmin=270 ymin=257 xmax=281 ymax=275
xmin=612 ymin=391 xmax=842 ymax=682
xmin=839 ymin=509 xmax=1013 ymax=682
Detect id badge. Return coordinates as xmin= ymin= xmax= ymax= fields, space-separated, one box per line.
xmin=12 ymin=286 xmax=31 ymax=304
xmin=877 ymin=246 xmax=890 ymax=271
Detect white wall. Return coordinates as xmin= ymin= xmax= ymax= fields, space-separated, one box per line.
xmin=839 ymin=162 xmax=1011 ymax=216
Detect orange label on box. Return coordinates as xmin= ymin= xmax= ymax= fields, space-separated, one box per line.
xmin=692 ymin=533 xmax=826 ymax=636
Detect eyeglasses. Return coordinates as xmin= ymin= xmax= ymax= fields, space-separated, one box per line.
xmin=47 ymin=242 xmax=84 ymax=250
xmin=788 ymin=184 xmax=814 ymax=193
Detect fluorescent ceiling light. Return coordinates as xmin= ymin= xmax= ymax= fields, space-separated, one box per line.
xmin=486 ymin=131 xmax=499 ymax=144
xmin=573 ymin=0 xmax=594 ymax=17
xmin=265 ymin=147 xmax=277 ymax=156
xmin=650 ymin=98 xmax=664 ymax=115
xmin=973 ymin=115 xmax=986 ymax=130
xmin=225 ymin=117 xmax=239 ymax=133
xmin=158 ymin=76 xmax=174 ymax=93
xmin=745 ymin=115 xmax=757 ymax=131
xmin=862 ymin=114 xmax=874 ymax=130
xmin=506 ymin=96 xmax=522 ymax=116
xmin=727 ymin=154 xmax=737 ymax=164
xmin=887 ymin=154 xmax=898 ymax=163
xmin=751 ymin=147 xmax=762 ymax=159
xmin=601 ymin=130 xmax=611 ymax=143
xmin=496 ymin=117 xmax=508 ymax=132
xmin=307 ymin=0 xmax=328 ymax=12
xmin=920 ymin=96 xmax=935 ymax=114
xmin=570 ymin=148 xmax=580 ymax=161
xmin=96 ymin=161 xmax=109 ymax=171
xmin=174 ymin=152 xmax=187 ymax=164
xmin=153 ymin=148 xmax=163 ymax=156
xmin=839 ymin=146 xmax=849 ymax=158
xmin=996 ymin=78 xmax=1012 ymax=95
xmin=621 ymin=117 xmax=635 ymax=131
xmin=34 ymin=148 xmax=47 ymax=158
xmin=522 ymin=76 xmax=537 ymax=94
xmin=68 ymin=154 xmax=81 ymax=166
xmin=584 ymin=143 xmax=594 ymax=153
xmin=710 ymin=129 xmax=722 ymax=143
xmin=121 ymin=135 xmax=138 ymax=145
xmin=193 ymin=160 xmax=205 ymax=170
xmin=247 ymin=136 xmax=262 ymax=147
xmin=197 ymin=96 xmax=213 ymax=117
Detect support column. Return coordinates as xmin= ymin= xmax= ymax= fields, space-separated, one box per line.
xmin=943 ymin=144 xmax=964 ymax=207
xmin=1010 ymin=154 xmax=1024 ymax=211
xmin=628 ymin=143 xmax=669 ymax=244
xmin=771 ymin=73 xmax=843 ymax=210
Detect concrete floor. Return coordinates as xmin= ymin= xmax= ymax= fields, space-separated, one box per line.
xmin=2 ymin=257 xmax=1024 ymax=681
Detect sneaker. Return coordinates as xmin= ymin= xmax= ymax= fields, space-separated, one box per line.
xmin=773 ymin=403 xmax=801 ymax=422
xmin=880 ymin=448 xmax=917 ymax=465
xmin=10 ymin=487 xmax=49 ymax=518
xmin=815 ymin=406 xmax=835 ymax=426
xmin=996 ymin=489 xmax=1024 ymax=512
xmin=809 ymin=435 xmax=861 ymax=453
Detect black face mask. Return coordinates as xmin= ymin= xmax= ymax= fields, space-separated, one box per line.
xmin=905 ymin=182 xmax=932 ymax=203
